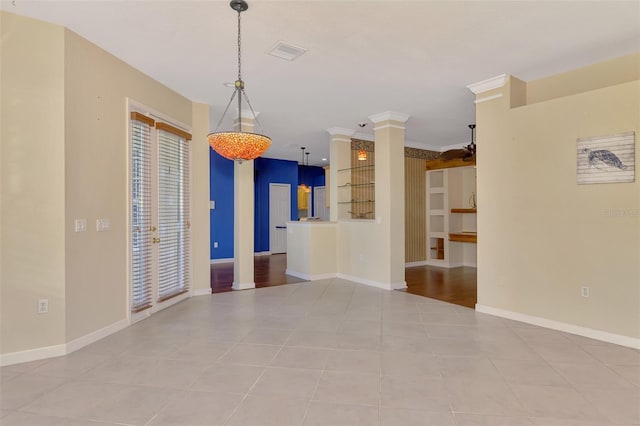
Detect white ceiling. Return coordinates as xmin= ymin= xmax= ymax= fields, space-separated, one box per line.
xmin=3 ymin=1 xmax=639 ymax=165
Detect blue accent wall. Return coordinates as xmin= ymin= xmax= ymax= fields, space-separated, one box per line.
xmin=209 ymin=154 xmax=299 ymax=259
xmin=254 ymin=158 xmax=298 ymax=253
xmin=209 ymin=148 xmax=234 ymax=259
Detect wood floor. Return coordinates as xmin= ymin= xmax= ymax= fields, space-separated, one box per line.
xmin=211 ymin=255 xmax=477 ymax=308
xmin=403 ymin=265 xmax=477 ymax=308
xmin=210 ymin=254 xmax=306 ymax=293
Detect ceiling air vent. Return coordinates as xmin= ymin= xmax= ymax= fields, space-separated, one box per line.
xmin=268 ymin=41 xmax=308 ymax=61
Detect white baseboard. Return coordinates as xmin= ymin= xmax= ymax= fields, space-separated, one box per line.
xmin=336 ymin=273 xmax=407 ymax=290
xmin=232 ymin=281 xmax=256 ymax=290
xmin=0 ymin=318 xmax=129 ymax=367
xmin=255 ymin=251 xmax=272 ymax=256
xmin=405 ymin=261 xmax=428 ymax=268
xmin=285 ymin=269 xmax=335 ymax=281
xmin=476 ymin=304 xmax=640 ymax=349
xmin=66 ymin=318 xmax=129 ymax=354
xmin=0 ymin=343 xmax=66 ymax=367
xmin=193 ymin=288 xmax=212 ymax=296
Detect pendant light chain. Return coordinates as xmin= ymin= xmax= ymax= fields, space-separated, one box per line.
xmin=236 ymin=9 xmax=242 ymax=132
xmin=207 ymin=0 xmax=271 ymax=162
xmin=237 ymin=9 xmax=242 ymax=82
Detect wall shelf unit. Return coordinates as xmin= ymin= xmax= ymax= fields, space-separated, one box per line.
xmin=449 ymin=208 xmax=477 ymax=243
xmin=337 ymin=165 xmax=375 ymax=220
xmin=426 ymin=166 xmax=477 ymax=267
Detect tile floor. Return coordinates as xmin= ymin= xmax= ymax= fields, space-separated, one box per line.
xmin=1 ymin=279 xmax=639 ymax=426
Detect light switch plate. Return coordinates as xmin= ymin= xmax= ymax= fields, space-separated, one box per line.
xmin=210 ymin=200 xmax=216 ymax=210
xmin=96 ymin=218 xmax=111 ymax=232
xmin=75 ymin=219 xmax=87 ymax=232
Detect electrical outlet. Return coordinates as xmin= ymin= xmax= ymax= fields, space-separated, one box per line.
xmin=214 ymin=242 xmax=219 ymax=248
xmin=581 ymin=286 xmax=590 ymax=298
xmin=38 ymin=299 xmax=49 ymax=314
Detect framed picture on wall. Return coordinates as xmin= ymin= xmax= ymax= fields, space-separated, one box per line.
xmin=576 ymin=131 xmax=635 ymax=184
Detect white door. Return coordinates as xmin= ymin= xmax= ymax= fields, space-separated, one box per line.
xmin=129 ymin=111 xmax=191 ymax=321
xmin=314 ymin=186 xmax=329 ymax=220
xmin=269 ymin=183 xmax=290 ymax=254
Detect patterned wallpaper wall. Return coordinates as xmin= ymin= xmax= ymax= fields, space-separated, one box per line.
xmin=351 ymin=138 xmax=440 ymax=160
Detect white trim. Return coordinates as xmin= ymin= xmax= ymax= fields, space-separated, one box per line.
xmin=326 ymin=127 xmax=355 ymax=137
xmin=368 ymin=111 xmax=411 ymax=124
xmin=193 ymin=288 xmax=212 ymax=296
xmin=404 ymin=140 xmax=442 ymax=152
xmin=236 ymin=108 xmax=260 ymax=120
xmin=336 ymin=273 xmax=407 ymax=290
xmin=474 ymin=93 xmax=504 ymax=104
xmin=352 ymin=131 xmax=374 ymax=141
xmin=130 ymin=309 xmax=150 ymax=325
xmin=373 ymin=123 xmax=406 ymax=131
xmin=425 ymin=259 xmax=447 ymax=267
xmin=66 ymin=318 xmax=129 ymax=354
xmin=0 ymin=344 xmax=66 ymax=367
xmin=151 ymin=291 xmax=190 ymax=314
xmin=466 ymin=73 xmax=507 ymax=95
xmin=287 ymin=221 xmax=337 ymax=228
xmin=405 ymin=260 xmax=428 ymax=268
xmin=210 ymin=257 xmax=234 ymax=264
xmin=0 ymin=318 xmax=129 ymax=367
xmin=285 ymin=269 xmax=335 ymax=281
xmin=476 ymin=304 xmax=640 ymax=349
xmin=255 ymin=251 xmax=272 ymax=256
xmin=232 ymin=281 xmax=256 ymax=290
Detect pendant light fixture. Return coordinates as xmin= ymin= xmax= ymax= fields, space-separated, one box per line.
xmin=208 ymin=0 xmax=271 ymax=163
xmin=357 ymin=149 xmax=367 ymax=161
xmin=299 ymin=147 xmax=311 ymax=193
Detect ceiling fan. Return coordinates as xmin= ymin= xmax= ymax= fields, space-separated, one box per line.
xmin=441 ymin=124 xmax=476 ymax=161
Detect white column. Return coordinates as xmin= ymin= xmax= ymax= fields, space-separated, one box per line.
xmin=232 ymin=111 xmax=257 ymax=290
xmin=327 ymin=127 xmax=355 ymax=222
xmin=368 ymin=111 xmax=410 ymax=288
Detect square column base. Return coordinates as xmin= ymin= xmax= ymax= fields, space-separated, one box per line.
xmin=232 ymin=281 xmax=256 ymax=291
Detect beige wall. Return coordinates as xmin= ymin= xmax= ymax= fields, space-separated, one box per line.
xmin=191 ymin=103 xmax=212 ymax=294
xmin=1 ymin=12 xmax=67 ymax=353
xmin=1 ymin=12 xmax=210 ymax=357
xmin=336 ymin=118 xmax=406 ymax=289
xmin=476 ymin=55 xmax=640 ymax=340
xmin=63 ymin=29 xmax=194 ymax=341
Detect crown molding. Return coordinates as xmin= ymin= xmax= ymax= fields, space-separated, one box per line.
xmin=352 ymin=131 xmax=374 ymax=141
xmin=235 ymin=109 xmax=260 ymax=120
xmin=368 ymin=111 xmax=410 ymax=124
xmin=326 ymin=127 xmax=355 ymax=137
xmin=474 ymin=93 xmax=504 ymax=104
xmin=466 ymin=73 xmax=507 ymax=95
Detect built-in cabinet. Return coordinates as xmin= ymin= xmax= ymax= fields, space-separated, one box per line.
xmin=426 ymin=166 xmax=477 ymax=267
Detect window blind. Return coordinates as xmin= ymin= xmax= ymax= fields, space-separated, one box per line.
xmin=130 ymin=112 xmax=154 ymax=313
xmin=157 ymin=127 xmax=191 ymax=302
